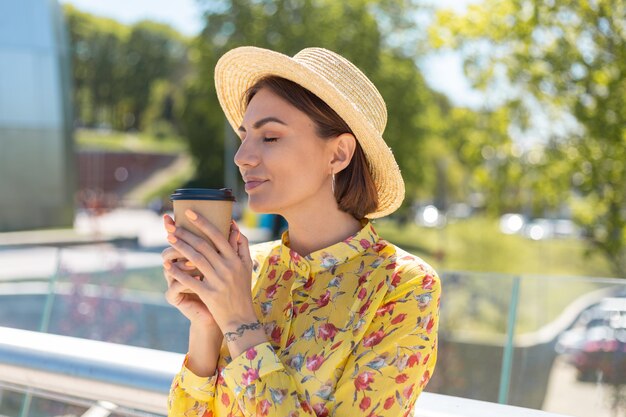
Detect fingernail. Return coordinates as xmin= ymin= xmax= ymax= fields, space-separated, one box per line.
xmin=167 ymin=235 xmax=177 ymax=243
xmin=237 ymin=231 xmax=241 ymax=241
xmin=163 ymin=261 xmax=171 ymax=270
xmin=185 ymin=261 xmax=194 ymax=267
xmin=193 ymin=275 xmax=202 ymax=281
xmin=185 ymin=209 xmax=197 ymax=220
xmin=165 ymin=224 xmax=176 ymax=233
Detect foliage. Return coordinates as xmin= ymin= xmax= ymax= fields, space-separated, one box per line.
xmin=429 ymin=0 xmax=626 ymax=276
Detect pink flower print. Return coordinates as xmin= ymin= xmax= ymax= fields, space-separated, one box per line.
xmin=300 ymin=400 xmax=313 ymax=413
xmin=313 ymin=403 xmax=329 ymax=417
xmin=373 ymin=241 xmax=387 ymax=252
xmin=304 ymin=276 xmax=314 ymax=290
xmin=268 ymin=254 xmax=280 ymax=265
xmin=256 ymin=399 xmax=271 ymax=416
xmin=331 ymin=340 xmax=343 ymax=350
xmin=422 ymin=273 xmax=434 ymax=290
xmin=271 ymin=325 xmax=282 ymax=344
xmin=246 ymin=347 xmax=258 ymax=360
xmin=359 ymin=396 xmax=372 ymax=411
xmin=358 ymin=287 xmax=367 ymax=300
xmin=318 ymin=323 xmax=338 ymax=341
xmin=286 ymin=334 xmax=296 ymax=349
xmin=386 ymin=261 xmax=397 ymax=270
xmin=420 ymin=370 xmax=431 ymax=387
xmin=390 ymin=271 xmax=401 ymax=288
xmin=403 ymin=383 xmax=414 ymax=399
xmin=363 ymin=329 xmax=385 ymax=348
xmin=306 ymin=353 xmax=325 ymax=371
xmin=407 ymin=353 xmax=421 ymax=368
xmin=354 ymin=371 xmax=375 ymax=391
xmin=282 ymin=270 xmax=293 ymax=281
xmin=359 ymin=239 xmax=371 ymax=249
xmin=358 ymin=270 xmax=372 ymax=286
xmin=395 ymin=373 xmax=409 ymax=384
xmin=265 ymin=283 xmax=279 ymax=298
xmin=375 ymin=301 xmax=396 ymax=317
xmin=221 ymin=392 xmax=230 ymax=406
xmin=422 ymin=353 xmax=431 ymax=365
xmin=268 ymin=269 xmax=277 ymax=280
xmin=384 ymin=396 xmax=395 ymax=410
xmin=391 ymin=313 xmax=407 ymax=325
xmin=426 ymin=316 xmax=435 ymax=333
xmin=289 ymin=249 xmax=301 ymax=262
xmin=299 ymin=302 xmax=310 ymax=314
xmin=241 ymin=368 xmax=259 ymax=385
xmin=358 ymin=299 xmax=372 ymax=316
xmin=317 ymin=290 xmax=331 ymax=308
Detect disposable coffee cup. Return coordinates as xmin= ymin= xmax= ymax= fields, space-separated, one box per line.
xmin=169 ymin=188 xmax=236 ymax=292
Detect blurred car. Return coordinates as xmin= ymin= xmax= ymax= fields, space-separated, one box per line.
xmin=556 ymin=297 xmax=626 ymax=382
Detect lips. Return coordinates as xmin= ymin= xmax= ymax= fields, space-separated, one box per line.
xmin=245 ymin=180 xmax=267 ymax=191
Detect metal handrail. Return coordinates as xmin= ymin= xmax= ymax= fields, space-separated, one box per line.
xmin=0 ymin=326 xmax=572 ymax=417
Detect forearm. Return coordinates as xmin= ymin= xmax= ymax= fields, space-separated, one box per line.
xmin=186 ymin=322 xmax=223 ymax=377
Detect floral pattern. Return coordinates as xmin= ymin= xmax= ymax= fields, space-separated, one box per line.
xmin=168 ymin=219 xmax=441 ymax=417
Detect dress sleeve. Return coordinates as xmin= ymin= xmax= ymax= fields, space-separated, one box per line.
xmin=330 ymin=265 xmax=441 ymax=417
xmin=167 ymin=355 xmax=219 ymax=416
xmin=219 ymin=265 xmax=441 ymax=417
xmin=167 ymin=243 xmax=274 ymax=415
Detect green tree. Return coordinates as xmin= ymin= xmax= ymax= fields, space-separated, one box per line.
xmin=182 ymin=0 xmax=453 ymax=214
xmin=430 ymin=0 xmax=626 ymax=276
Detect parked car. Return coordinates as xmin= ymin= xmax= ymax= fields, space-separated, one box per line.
xmin=556 ymin=297 xmax=626 ymax=382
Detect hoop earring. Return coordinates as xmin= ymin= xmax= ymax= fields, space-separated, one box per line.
xmin=331 ymin=173 xmax=336 ymax=194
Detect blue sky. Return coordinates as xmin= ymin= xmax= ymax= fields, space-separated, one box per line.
xmin=59 ymin=0 xmax=485 ymax=109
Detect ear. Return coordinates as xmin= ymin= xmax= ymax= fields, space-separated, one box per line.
xmin=328 ymin=133 xmax=356 ymax=174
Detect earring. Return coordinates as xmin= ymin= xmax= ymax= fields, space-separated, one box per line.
xmin=331 ymin=172 xmax=336 ymax=194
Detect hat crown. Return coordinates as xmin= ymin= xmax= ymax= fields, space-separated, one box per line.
xmin=293 ymin=48 xmax=387 ymax=134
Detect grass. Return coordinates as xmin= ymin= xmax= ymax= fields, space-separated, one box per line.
xmin=74 ymin=128 xmax=187 ymax=154
xmin=374 ymin=216 xmax=618 ymax=278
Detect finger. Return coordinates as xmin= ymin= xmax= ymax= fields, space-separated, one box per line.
xmin=183 ymin=209 xmax=237 ymax=259
xmin=232 ymin=220 xmax=252 ymax=268
xmin=169 ymin=226 xmax=222 ymax=269
xmin=228 ymin=220 xmax=239 ymax=253
xmin=166 ymin=261 xmax=208 ymax=294
xmin=161 ymin=246 xmax=186 ymax=263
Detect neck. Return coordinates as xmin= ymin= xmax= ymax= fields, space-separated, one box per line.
xmin=281 ymin=207 xmax=363 ymax=258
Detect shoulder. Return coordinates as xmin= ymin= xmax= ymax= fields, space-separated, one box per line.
xmin=382 ymin=241 xmax=441 ymax=302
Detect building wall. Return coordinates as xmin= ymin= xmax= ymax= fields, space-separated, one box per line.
xmin=0 ymin=0 xmax=76 ymax=231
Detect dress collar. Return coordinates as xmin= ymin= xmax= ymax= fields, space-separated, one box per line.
xmin=279 ymin=218 xmax=379 ymax=275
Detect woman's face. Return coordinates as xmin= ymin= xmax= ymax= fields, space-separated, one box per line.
xmin=234 ymin=87 xmax=333 ymax=216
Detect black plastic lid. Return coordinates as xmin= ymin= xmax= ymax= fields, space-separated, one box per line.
xmin=169 ymin=188 xmax=236 ymax=202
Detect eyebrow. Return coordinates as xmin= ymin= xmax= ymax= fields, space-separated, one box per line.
xmin=238 ymin=116 xmax=287 ymax=133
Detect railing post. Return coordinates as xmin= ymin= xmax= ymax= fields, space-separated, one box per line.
xmin=498 ymin=275 xmax=520 ymax=404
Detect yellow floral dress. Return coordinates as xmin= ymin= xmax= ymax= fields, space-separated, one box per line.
xmin=168 ymin=219 xmax=441 ymax=417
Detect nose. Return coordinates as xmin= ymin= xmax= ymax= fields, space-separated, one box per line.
xmin=234 ymin=137 xmax=260 ymax=169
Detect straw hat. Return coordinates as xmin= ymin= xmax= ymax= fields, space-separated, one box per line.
xmin=214 ymin=46 xmax=405 ymax=219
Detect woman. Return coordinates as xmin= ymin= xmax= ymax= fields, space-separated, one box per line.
xmin=161 ymin=46 xmax=441 ymax=417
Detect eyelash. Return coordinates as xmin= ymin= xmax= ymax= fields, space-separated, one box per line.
xmin=263 ymin=137 xmax=278 ymax=142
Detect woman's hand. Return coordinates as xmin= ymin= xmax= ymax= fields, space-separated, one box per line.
xmin=161 ymin=214 xmax=217 ymax=326
xmin=163 ymin=209 xmax=255 ymax=332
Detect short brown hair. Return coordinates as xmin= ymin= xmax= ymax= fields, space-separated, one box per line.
xmin=242 ymin=76 xmax=378 ymax=220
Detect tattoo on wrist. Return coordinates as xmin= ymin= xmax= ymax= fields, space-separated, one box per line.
xmin=224 ymin=321 xmax=262 ymax=342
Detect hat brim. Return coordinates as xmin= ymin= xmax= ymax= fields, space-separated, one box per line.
xmin=214 ymin=46 xmax=405 ymax=219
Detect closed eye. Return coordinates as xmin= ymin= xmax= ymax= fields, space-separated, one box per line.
xmin=263 ymin=137 xmax=278 ymax=142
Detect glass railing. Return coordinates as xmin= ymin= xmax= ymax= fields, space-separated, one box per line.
xmin=1 ymin=245 xmax=624 ymax=416
xmin=0 ymin=326 xmax=570 ymax=417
